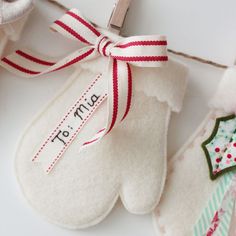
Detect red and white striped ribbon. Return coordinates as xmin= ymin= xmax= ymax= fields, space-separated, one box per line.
xmin=0 ymin=9 xmax=168 ymax=172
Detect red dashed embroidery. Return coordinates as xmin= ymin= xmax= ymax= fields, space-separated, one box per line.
xmin=32 ymin=74 xmax=102 ymax=162
xmin=46 ymin=94 xmax=107 ymax=173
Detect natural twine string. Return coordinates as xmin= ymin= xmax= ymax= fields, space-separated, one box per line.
xmin=46 ymin=0 xmax=228 ymax=69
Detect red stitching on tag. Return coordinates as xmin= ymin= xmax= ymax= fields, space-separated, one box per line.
xmin=46 ymin=94 xmax=107 ymax=173
xmin=32 ymin=74 xmax=102 ymax=162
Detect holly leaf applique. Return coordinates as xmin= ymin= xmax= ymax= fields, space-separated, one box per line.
xmin=202 ymin=114 xmax=236 ymax=180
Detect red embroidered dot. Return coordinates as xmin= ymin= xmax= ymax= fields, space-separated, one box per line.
xmin=216 ymin=158 xmax=221 ymax=163
xmin=234 ymin=143 xmax=236 ymax=147
xmin=234 ymin=158 xmax=236 ymax=162
xmin=227 ymin=154 xmax=232 ymax=158
xmin=215 ymin=147 xmax=220 ymax=153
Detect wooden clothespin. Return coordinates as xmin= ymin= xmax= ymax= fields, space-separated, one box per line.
xmin=108 ymin=0 xmax=132 ymax=35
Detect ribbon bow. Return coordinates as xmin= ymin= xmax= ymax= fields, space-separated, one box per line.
xmin=1 ymin=9 xmax=168 ymax=172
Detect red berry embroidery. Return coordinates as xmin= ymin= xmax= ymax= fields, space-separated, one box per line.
xmin=234 ymin=158 xmax=236 ymax=162
xmin=227 ymin=154 xmax=232 ymax=158
xmin=216 ymin=158 xmax=221 ymax=163
xmin=234 ymin=143 xmax=236 ymax=147
xmin=215 ymin=147 xmax=220 ymax=153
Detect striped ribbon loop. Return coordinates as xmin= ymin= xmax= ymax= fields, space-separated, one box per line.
xmin=0 ymin=9 xmax=168 ymax=172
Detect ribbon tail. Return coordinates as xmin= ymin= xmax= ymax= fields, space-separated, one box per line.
xmin=0 ymin=47 xmax=97 ymax=78
xmin=80 ymin=59 xmax=132 ymax=150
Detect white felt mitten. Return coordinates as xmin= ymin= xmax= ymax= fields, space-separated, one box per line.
xmin=14 ymin=59 xmax=187 ymax=229
xmin=0 ymin=0 xmax=33 ymax=56
xmin=1 ymin=9 xmax=188 ymax=229
xmin=0 ymin=0 xmax=33 ymax=24
xmin=153 ymin=66 xmax=236 ymax=236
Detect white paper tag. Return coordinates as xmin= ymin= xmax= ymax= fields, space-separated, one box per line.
xmin=32 ymin=73 xmax=107 ymax=173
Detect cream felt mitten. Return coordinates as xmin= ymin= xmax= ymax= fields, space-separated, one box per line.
xmin=153 ymin=66 xmax=236 ymax=236
xmin=1 ymin=9 xmax=188 ymax=229
xmin=0 ymin=0 xmax=33 ymax=56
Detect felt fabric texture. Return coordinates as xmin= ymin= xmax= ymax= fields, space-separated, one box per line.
xmin=153 ymin=66 xmax=236 ymax=236
xmin=210 ymin=67 xmax=236 ymax=114
xmin=0 ymin=12 xmax=30 ymax=56
xmin=0 ymin=0 xmax=33 ymax=24
xmin=15 ymin=54 xmax=188 ymax=229
xmin=0 ymin=29 xmax=8 ymax=56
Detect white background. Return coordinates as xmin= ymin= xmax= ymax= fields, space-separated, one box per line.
xmin=0 ymin=0 xmax=235 ymax=235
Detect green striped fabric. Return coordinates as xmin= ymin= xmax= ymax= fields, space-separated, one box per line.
xmin=193 ymin=172 xmax=235 ymax=236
